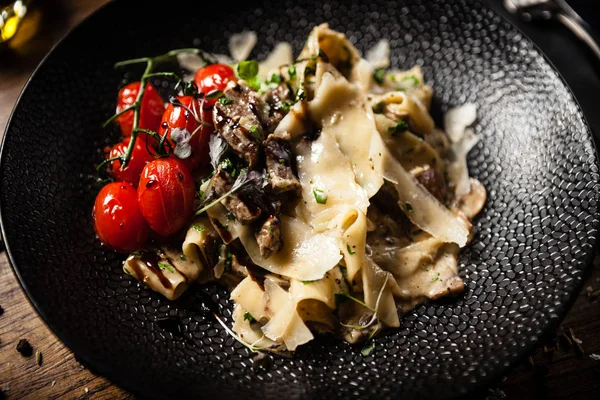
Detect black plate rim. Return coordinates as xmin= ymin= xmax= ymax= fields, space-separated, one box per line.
xmin=1 ymin=1 xmax=598 ymax=398
xmin=0 ymin=0 xmax=141 ymax=397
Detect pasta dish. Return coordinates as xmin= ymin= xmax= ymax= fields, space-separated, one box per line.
xmin=92 ymin=24 xmax=486 ymax=353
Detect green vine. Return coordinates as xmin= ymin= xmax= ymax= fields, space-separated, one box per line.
xmin=98 ymin=48 xmax=202 ymax=172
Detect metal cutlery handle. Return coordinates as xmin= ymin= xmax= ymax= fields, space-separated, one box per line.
xmin=504 ymin=0 xmax=600 ymax=64
xmin=554 ymin=1 xmax=600 ymax=62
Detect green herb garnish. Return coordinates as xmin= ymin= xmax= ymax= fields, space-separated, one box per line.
xmin=361 ymin=342 xmax=375 ymax=356
xmin=288 ymin=64 xmax=297 ymax=79
xmin=158 ymin=262 xmax=175 ymax=273
xmin=267 ymin=73 xmax=282 ymax=85
xmin=249 ymin=125 xmax=262 ymax=140
xmin=339 ymin=265 xmax=348 ymax=282
xmin=180 ymin=254 xmax=187 ymax=261
xmin=192 ymin=224 xmax=205 ymax=232
xmin=405 ymin=202 xmax=413 ymax=212
xmin=268 ymin=226 xmax=274 ymax=233
xmin=218 ymin=96 xmax=233 ymax=105
xmin=401 ymin=75 xmax=420 ymax=87
xmin=373 ymin=68 xmax=386 ymax=84
xmin=243 ymin=312 xmax=256 ymax=323
xmin=335 ymin=291 xmax=370 ymax=309
xmin=431 ymin=272 xmax=440 ymax=283
xmin=301 ymin=280 xmax=315 ymax=285
xmin=388 ymin=119 xmax=408 ymax=136
xmin=295 ymin=86 xmax=306 ymax=102
xmin=372 ymin=101 xmax=385 ymax=114
xmin=347 ymin=244 xmax=356 ymax=255
xmin=226 ymin=212 xmax=236 ymax=221
xmin=313 ymin=188 xmax=328 ymax=204
xmin=280 ymin=101 xmax=294 ymax=112
xmin=236 ymin=60 xmax=259 ymax=80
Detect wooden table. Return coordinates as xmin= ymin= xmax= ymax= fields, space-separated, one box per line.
xmin=0 ymin=1 xmax=598 ymax=399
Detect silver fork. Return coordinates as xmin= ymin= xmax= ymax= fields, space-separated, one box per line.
xmin=504 ymin=0 xmax=600 ymax=63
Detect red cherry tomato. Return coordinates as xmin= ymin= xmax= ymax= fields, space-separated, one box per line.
xmin=107 ymin=137 xmax=156 ymax=187
xmin=137 ymin=158 xmax=196 ymax=236
xmin=116 ymin=82 xmax=166 ymax=136
xmin=158 ymin=95 xmax=213 ymax=172
xmin=193 ymin=64 xmax=236 ymax=106
xmin=93 ymin=182 xmax=150 ymax=252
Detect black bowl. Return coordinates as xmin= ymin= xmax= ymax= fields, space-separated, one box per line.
xmin=2 ymin=0 xmax=599 ymax=399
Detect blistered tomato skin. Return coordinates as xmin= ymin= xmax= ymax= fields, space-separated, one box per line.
xmin=137 ymin=158 xmax=196 ymax=237
xmin=158 ymin=95 xmax=213 ymax=172
xmin=107 ymin=137 xmax=155 ymax=187
xmin=193 ymin=64 xmax=236 ymax=106
xmin=116 ymin=82 xmax=166 ymax=136
xmin=93 ymin=182 xmax=150 ymax=252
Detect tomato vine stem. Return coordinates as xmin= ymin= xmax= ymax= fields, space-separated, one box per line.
xmin=99 ymin=48 xmax=214 ymax=172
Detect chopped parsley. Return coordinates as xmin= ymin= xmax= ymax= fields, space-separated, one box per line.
xmin=361 ymin=341 xmax=375 ymax=356
xmin=347 ymin=244 xmax=356 ymax=255
xmin=218 ymin=96 xmax=233 ymax=106
xmin=192 ymin=224 xmax=205 ymax=232
xmin=388 ymin=119 xmax=408 ymax=136
xmin=180 ymin=254 xmax=187 ymax=261
xmin=405 ymin=202 xmax=413 ymax=213
xmin=267 ymin=73 xmax=282 ymax=85
xmin=288 ymin=64 xmax=297 ymax=79
xmin=158 ymin=262 xmax=175 ymax=273
xmin=268 ymin=226 xmax=274 ymax=233
xmin=401 ymin=75 xmax=420 ymax=87
xmin=373 ymin=67 xmax=386 ymax=84
xmin=313 ymin=188 xmax=328 ymax=204
xmin=249 ymin=125 xmax=261 ymax=140
xmin=226 ymin=212 xmax=236 ymax=221
xmin=243 ymin=311 xmax=256 ymax=323
xmin=372 ymin=101 xmax=385 ymax=114
xmin=431 ymin=272 xmax=441 ymax=283
xmin=295 ymin=86 xmax=306 ymax=102
xmin=339 ymin=265 xmax=348 ymax=282
xmin=131 ymin=251 xmax=143 ymax=257
xmin=280 ymin=101 xmax=294 ymax=112
xmin=220 ymin=158 xmax=234 ymax=171
xmin=124 ymin=268 xmax=132 ymax=275
xmin=301 ymin=280 xmax=315 ymax=285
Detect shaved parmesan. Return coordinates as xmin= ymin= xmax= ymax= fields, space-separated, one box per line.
xmin=229 ymin=31 xmax=257 ymax=62
xmin=365 ymin=39 xmax=390 ymax=69
xmin=236 ymin=216 xmax=342 ymax=281
xmin=382 ymin=147 xmax=470 ymax=247
xmin=444 ymin=103 xmax=477 ymax=143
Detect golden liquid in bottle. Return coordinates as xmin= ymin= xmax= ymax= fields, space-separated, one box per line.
xmin=0 ymin=0 xmax=28 ymax=43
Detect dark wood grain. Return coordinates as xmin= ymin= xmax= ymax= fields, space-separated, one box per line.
xmin=0 ymin=0 xmax=599 ymax=399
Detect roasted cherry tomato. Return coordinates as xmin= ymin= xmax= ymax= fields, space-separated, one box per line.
xmin=93 ymin=182 xmax=150 ymax=252
xmin=137 ymin=158 xmax=196 ymax=236
xmin=193 ymin=63 xmax=236 ymax=105
xmin=116 ymin=82 xmax=166 ymax=136
xmin=158 ymin=95 xmax=213 ymax=172
xmin=107 ymin=137 xmax=156 ymax=187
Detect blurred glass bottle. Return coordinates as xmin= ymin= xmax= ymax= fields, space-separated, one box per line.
xmin=0 ymin=0 xmax=29 ymax=44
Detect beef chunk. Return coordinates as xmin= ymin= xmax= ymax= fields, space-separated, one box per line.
xmin=264 ymin=135 xmax=301 ymax=194
xmin=255 ymin=215 xmax=283 ymax=259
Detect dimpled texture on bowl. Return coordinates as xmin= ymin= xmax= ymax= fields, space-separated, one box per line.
xmin=1 ymin=0 xmax=599 ymax=399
